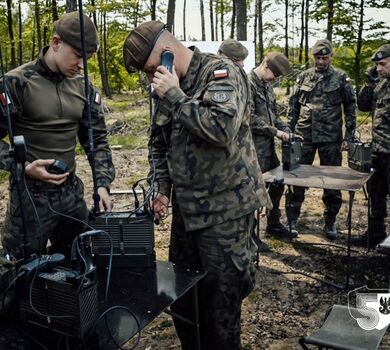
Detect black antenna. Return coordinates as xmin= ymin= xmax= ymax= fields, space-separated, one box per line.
xmin=77 ymin=1 xmax=100 ymax=214
xmin=0 ymin=43 xmax=28 ymax=259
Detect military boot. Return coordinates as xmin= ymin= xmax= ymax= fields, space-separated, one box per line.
xmin=287 ymin=219 xmax=299 ymax=236
xmin=324 ymin=217 xmax=338 ymax=239
xmin=266 ymin=222 xmax=297 ymax=239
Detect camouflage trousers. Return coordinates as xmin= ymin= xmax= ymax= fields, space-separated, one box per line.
xmin=286 ymin=142 xmax=342 ymax=224
xmin=169 ymin=195 xmax=256 ymax=350
xmin=1 ymin=174 xmax=88 ymax=260
xmin=258 ymin=153 xmax=285 ymax=226
xmin=369 ymin=153 xmax=390 ymax=237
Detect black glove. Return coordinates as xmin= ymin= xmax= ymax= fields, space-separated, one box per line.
xmin=365 ymin=65 xmax=379 ymax=84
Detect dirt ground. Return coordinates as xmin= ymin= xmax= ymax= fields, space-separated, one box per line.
xmin=1 ymin=99 xmax=389 ymax=349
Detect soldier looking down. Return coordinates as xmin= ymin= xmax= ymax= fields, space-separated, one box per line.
xmin=286 ymin=39 xmax=357 ymax=239
xmin=123 ymin=21 xmax=271 ymax=349
xmin=0 ymin=12 xmax=115 ymax=260
xmin=248 ymin=52 xmax=298 ymax=239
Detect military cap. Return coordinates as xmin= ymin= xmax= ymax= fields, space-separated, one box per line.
xmin=218 ymin=39 xmax=249 ymax=62
xmin=371 ymin=44 xmax=390 ymax=61
xmin=54 ymin=11 xmax=99 ymax=53
xmin=266 ymin=52 xmax=290 ymax=77
xmin=311 ymin=39 xmax=332 ymax=56
xmin=123 ymin=21 xmax=166 ymax=73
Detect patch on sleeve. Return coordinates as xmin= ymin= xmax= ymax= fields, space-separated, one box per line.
xmin=94 ymin=92 xmax=101 ymax=104
xmin=211 ymin=91 xmax=231 ymax=103
xmin=0 ymin=92 xmax=10 ymax=107
xmin=213 ymin=68 xmax=229 ymax=79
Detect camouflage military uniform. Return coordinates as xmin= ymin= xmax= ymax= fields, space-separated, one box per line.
xmin=248 ymin=69 xmax=290 ymax=226
xmin=357 ymin=77 xmax=390 ymax=239
xmin=287 ymin=66 xmax=356 ymax=225
xmin=0 ymin=46 xmax=115 ymax=259
xmin=150 ymin=47 xmax=271 ymax=349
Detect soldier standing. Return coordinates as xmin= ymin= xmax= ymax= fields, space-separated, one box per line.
xmin=123 ymin=21 xmax=271 ymax=349
xmin=352 ymin=44 xmax=390 ymax=247
xmin=0 ymin=12 xmax=115 ymax=260
xmin=287 ymin=39 xmax=356 ymax=239
xmin=248 ymin=52 xmax=298 ymax=239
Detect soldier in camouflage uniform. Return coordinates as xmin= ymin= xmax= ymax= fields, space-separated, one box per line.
xmin=123 ymin=21 xmax=272 ymax=349
xmin=248 ymin=52 xmax=300 ymax=239
xmin=0 ymin=12 xmax=115 ymax=260
xmin=287 ymin=39 xmax=356 ymax=239
xmin=352 ymin=44 xmax=390 ymax=247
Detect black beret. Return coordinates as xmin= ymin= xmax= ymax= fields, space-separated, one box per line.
xmin=312 ymin=39 xmax=332 ymax=56
xmin=218 ymin=39 xmax=248 ymax=61
xmin=371 ymin=44 xmax=390 ymax=61
xmin=123 ymin=21 xmax=166 ymax=74
xmin=54 ymin=11 xmax=99 ymax=53
xmin=266 ymin=52 xmax=290 ymax=77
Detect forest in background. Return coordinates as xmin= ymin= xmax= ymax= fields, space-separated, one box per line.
xmin=1 ymin=0 xmax=390 ymax=97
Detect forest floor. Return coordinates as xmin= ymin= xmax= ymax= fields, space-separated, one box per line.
xmin=0 ymin=93 xmax=389 ymax=349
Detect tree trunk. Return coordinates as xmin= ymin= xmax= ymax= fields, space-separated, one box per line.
xmin=236 ymin=0 xmax=246 ymax=40
xmin=230 ymin=0 xmax=236 ymax=38
xmin=18 ymin=0 xmax=23 ymax=65
xmin=258 ymin=0 xmax=264 ymax=63
xmin=220 ymin=0 xmax=225 ymax=41
xmin=355 ymin=0 xmax=364 ymax=91
xmin=35 ymin=0 xmax=42 ymax=52
xmin=210 ymin=0 xmax=215 ymax=40
xmin=133 ymin=0 xmax=140 ymax=28
xmin=183 ymin=0 xmax=186 ymax=40
xmin=51 ymin=0 xmax=59 ymax=21
xmin=150 ymin=0 xmax=157 ymax=20
xmin=299 ymin=0 xmax=305 ymax=64
xmin=326 ymin=0 xmax=334 ymax=42
xmin=6 ymin=0 xmax=16 ymax=69
xmin=166 ymin=0 xmax=176 ymax=33
xmin=304 ymin=0 xmax=309 ymax=65
xmin=215 ymin=0 xmax=219 ymax=41
xmin=91 ymin=0 xmax=112 ymax=98
xmin=285 ymin=0 xmax=290 ymax=94
xmin=66 ymin=0 xmax=77 ymax=12
xmin=200 ymin=0 xmax=206 ymax=40
xmin=254 ymin=0 xmax=257 ymax=62
xmin=43 ymin=0 xmax=50 ymax=47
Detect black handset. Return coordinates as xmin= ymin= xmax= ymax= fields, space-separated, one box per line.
xmin=161 ymin=51 xmax=174 ymax=73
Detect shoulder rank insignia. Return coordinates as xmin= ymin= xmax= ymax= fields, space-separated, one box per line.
xmin=213 ymin=68 xmax=229 ymax=79
xmin=94 ymin=92 xmax=101 ymax=105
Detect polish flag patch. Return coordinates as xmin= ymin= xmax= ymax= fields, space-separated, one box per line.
xmin=94 ymin=92 xmax=101 ymax=104
xmin=213 ymin=69 xmax=229 ymax=79
xmin=0 ymin=92 xmax=10 ymax=107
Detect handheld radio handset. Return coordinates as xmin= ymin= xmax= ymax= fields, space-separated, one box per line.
xmin=161 ymin=51 xmax=174 ymax=73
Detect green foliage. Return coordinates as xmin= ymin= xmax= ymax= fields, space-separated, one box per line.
xmin=0 ymin=170 xmax=9 ymax=185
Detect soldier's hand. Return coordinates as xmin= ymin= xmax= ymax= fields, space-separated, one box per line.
xmin=341 ymin=140 xmax=349 ymax=151
xmin=276 ymin=130 xmax=290 ymax=142
xmin=152 ymin=193 xmax=169 ymax=221
xmin=365 ymin=65 xmax=379 ymax=84
xmin=98 ymin=187 xmax=112 ymax=212
xmin=152 ymin=66 xmax=180 ymax=98
xmin=293 ymin=133 xmax=304 ymax=141
xmin=25 ymin=159 xmax=69 ymax=185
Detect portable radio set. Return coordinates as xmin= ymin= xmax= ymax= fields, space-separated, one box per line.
xmin=348 ymin=137 xmax=372 ymax=173
xmin=282 ymin=134 xmax=302 ymax=170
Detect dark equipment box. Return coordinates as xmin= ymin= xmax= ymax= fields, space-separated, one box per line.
xmin=90 ymin=212 xmax=156 ymax=268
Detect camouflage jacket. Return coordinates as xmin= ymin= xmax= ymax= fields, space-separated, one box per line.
xmin=288 ymin=66 xmax=356 ymax=143
xmin=248 ymin=70 xmax=290 ymax=169
xmin=149 ymin=47 xmax=272 ymax=232
xmin=0 ymin=46 xmax=115 ymax=189
xmin=357 ymin=78 xmax=390 ymax=154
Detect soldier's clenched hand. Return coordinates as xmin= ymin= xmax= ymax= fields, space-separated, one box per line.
xmin=98 ymin=187 xmax=113 ymax=212
xmin=152 ymin=66 xmax=179 ymax=98
xmin=25 ymin=159 xmax=69 ymax=185
xmin=152 ymin=193 xmax=169 ymax=221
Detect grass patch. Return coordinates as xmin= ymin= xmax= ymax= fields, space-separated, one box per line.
xmin=356 ymin=112 xmax=371 ymax=125
xmin=108 ymin=134 xmax=148 ymax=150
xmin=0 ymin=170 xmax=9 ymax=184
